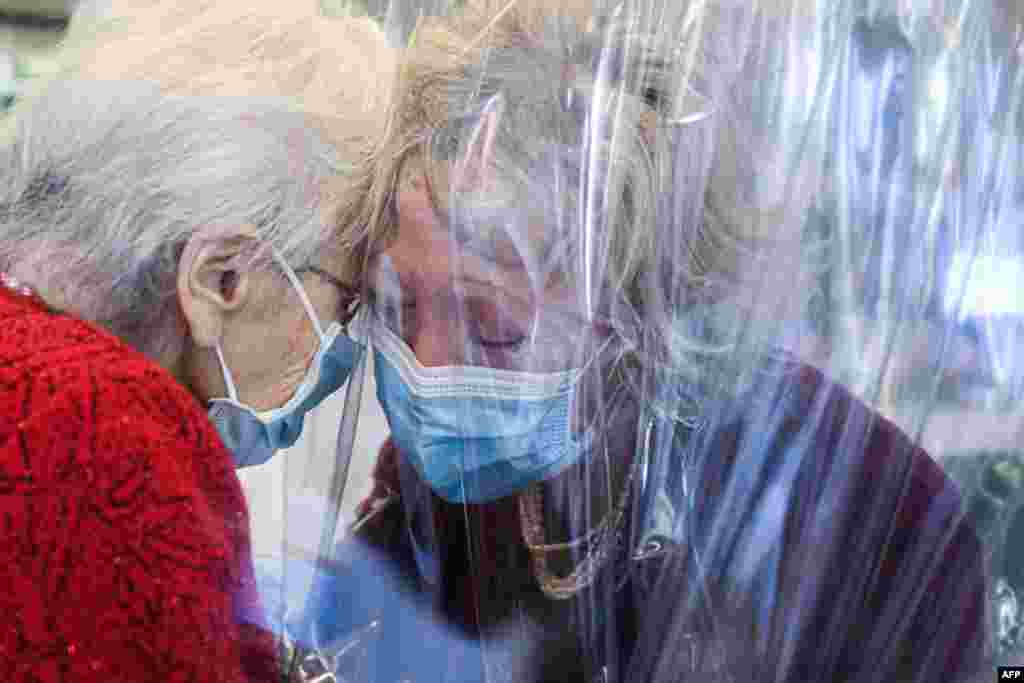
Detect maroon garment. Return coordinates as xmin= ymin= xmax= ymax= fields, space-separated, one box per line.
xmin=352 ymin=362 xmax=986 ymax=681
xmin=0 ymin=286 xmax=278 ymax=682
xmin=662 ymin=361 xmax=988 ymax=681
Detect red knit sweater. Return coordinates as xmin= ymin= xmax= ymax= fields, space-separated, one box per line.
xmin=0 ymin=286 xmax=279 ymax=682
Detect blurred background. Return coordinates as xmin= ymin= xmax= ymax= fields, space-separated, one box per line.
xmin=4 ymin=0 xmax=1024 ymax=665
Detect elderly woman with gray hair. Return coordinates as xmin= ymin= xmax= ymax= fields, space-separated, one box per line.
xmin=0 ymin=4 xmax=392 ymax=681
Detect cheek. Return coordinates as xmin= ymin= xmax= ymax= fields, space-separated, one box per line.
xmin=285 ymin=315 xmax=319 ymax=364
xmin=271 ymin=326 xmax=319 ymax=401
xmin=255 ymin=301 xmax=318 ymax=384
xmin=397 ymin=184 xmax=441 ymax=234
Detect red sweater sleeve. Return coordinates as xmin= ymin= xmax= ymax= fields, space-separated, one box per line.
xmin=0 ymin=293 xmax=279 ymax=682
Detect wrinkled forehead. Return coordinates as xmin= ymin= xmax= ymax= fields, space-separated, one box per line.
xmin=367 ymin=227 xmax=543 ymax=312
xmin=369 ymin=177 xmax=569 ymax=297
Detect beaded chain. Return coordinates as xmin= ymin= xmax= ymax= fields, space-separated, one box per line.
xmin=518 ymin=437 xmax=642 ymax=600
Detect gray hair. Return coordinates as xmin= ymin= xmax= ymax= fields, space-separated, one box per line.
xmin=0 ymin=79 xmax=343 ymax=360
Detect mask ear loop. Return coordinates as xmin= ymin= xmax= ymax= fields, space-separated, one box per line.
xmin=271 ymin=249 xmax=327 ymax=341
xmin=215 ymin=345 xmax=241 ymax=402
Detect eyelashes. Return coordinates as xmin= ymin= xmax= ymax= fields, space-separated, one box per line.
xmin=462 ymin=296 xmax=528 ymax=349
xmin=368 ymin=291 xmax=529 ymax=351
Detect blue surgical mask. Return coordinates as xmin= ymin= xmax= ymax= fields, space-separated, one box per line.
xmin=371 ymin=319 xmax=591 ymax=503
xmin=208 ymin=252 xmax=364 ymax=468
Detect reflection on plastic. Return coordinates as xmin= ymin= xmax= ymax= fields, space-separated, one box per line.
xmin=278 ymin=0 xmax=1024 ymax=680
xmin=286 ymin=619 xmax=382 ymax=683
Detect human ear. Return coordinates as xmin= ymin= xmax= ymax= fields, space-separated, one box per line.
xmin=452 ymin=94 xmax=503 ymax=192
xmin=177 ymin=228 xmax=256 ymax=349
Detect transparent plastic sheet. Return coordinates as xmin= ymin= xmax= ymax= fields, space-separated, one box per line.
xmin=286 ymin=0 xmax=1024 ymax=680
xmin=249 ymin=314 xmax=370 ymax=679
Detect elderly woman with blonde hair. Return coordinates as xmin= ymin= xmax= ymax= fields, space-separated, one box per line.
xmin=0 ymin=2 xmax=392 ymax=681
xmin=301 ymin=1 xmax=987 ymax=681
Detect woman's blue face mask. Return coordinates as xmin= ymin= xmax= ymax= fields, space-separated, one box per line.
xmin=208 ymin=250 xmax=364 ymax=469
xmin=370 ymin=317 xmax=593 ymax=503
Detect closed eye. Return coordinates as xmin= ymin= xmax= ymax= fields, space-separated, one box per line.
xmin=463 ymin=296 xmax=528 ymax=350
xmin=475 ymin=333 xmax=526 ymax=350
